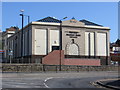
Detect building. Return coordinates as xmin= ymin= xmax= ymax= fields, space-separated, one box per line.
xmin=6 ymin=17 xmax=110 ymax=65
xmin=110 ymin=39 xmax=120 ymax=65
xmin=0 ymin=30 xmax=3 ymax=63
xmin=0 ymin=30 xmax=2 ymax=49
xmin=2 ymin=26 xmax=18 ymax=62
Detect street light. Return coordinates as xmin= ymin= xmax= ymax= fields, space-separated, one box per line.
xmin=20 ymin=10 xmax=24 ymax=63
xmin=59 ymin=17 xmax=67 ymax=71
xmin=20 ymin=9 xmax=24 ymax=13
xmin=19 ymin=10 xmax=30 ymax=63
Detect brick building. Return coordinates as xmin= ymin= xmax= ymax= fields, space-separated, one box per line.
xmin=110 ymin=39 xmax=120 ymax=65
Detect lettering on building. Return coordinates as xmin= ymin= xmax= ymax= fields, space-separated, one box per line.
xmin=65 ymin=31 xmax=81 ymax=38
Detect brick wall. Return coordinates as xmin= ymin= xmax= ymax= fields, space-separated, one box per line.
xmin=110 ymin=53 xmax=120 ymax=61
xmin=64 ymin=59 xmax=100 ymax=66
xmin=42 ymin=50 xmax=64 ymax=65
xmin=42 ymin=50 xmax=101 ymax=66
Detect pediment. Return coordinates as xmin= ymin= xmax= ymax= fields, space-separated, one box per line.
xmin=62 ymin=19 xmax=85 ymax=27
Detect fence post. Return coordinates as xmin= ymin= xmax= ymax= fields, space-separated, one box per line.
xmin=31 ymin=64 xmax=32 ymax=73
xmin=17 ymin=65 xmax=18 ymax=73
xmin=56 ymin=65 xmax=57 ymax=73
xmin=77 ymin=66 xmax=79 ymax=72
xmin=88 ymin=66 xmax=89 ymax=72
xmin=43 ymin=65 xmax=46 ymax=73
xmin=2 ymin=65 xmax=4 ymax=73
xmin=67 ymin=66 xmax=70 ymax=73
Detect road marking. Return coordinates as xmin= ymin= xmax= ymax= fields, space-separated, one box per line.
xmin=44 ymin=82 xmax=49 ymax=88
xmin=44 ymin=77 xmax=65 ymax=88
xmin=44 ymin=77 xmax=53 ymax=88
xmin=44 ymin=77 xmax=53 ymax=82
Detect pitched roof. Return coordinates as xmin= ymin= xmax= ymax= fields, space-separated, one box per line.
xmin=37 ymin=17 xmax=103 ymax=27
xmin=37 ymin=17 xmax=60 ymax=23
xmin=80 ymin=19 xmax=103 ymax=26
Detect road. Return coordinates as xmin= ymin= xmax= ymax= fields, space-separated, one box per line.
xmin=1 ymin=71 xmax=118 ymax=89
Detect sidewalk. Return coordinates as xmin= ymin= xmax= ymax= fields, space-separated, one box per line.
xmin=96 ymin=78 xmax=120 ymax=90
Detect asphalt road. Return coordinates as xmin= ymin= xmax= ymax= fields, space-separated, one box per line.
xmin=1 ymin=71 xmax=119 ymax=89
xmin=45 ymin=77 xmax=108 ymax=88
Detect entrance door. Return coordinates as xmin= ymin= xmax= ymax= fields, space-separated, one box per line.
xmin=52 ymin=46 xmax=59 ymax=51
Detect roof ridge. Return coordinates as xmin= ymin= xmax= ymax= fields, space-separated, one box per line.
xmin=37 ymin=16 xmax=60 ymax=23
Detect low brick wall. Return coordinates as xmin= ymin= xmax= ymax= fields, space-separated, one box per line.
xmin=64 ymin=59 xmax=100 ymax=66
xmin=42 ymin=50 xmax=64 ymax=65
xmin=2 ymin=64 xmax=119 ymax=72
xmin=42 ymin=50 xmax=101 ymax=66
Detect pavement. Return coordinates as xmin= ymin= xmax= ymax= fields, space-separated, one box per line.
xmin=95 ymin=78 xmax=120 ymax=90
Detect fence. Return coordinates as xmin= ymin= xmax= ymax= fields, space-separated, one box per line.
xmin=1 ymin=64 xmax=119 ymax=73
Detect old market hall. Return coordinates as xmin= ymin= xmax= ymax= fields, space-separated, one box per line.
xmin=2 ymin=17 xmax=110 ymax=66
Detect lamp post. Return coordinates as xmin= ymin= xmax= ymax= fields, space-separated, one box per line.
xmin=59 ymin=17 xmax=67 ymax=71
xmin=20 ymin=10 xmax=30 ymax=63
xmin=20 ymin=10 xmax=24 ymax=63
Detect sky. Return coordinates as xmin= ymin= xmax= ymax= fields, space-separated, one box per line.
xmin=1 ymin=2 xmax=118 ymax=42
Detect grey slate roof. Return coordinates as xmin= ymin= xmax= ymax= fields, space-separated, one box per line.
xmin=80 ymin=19 xmax=103 ymax=26
xmin=37 ymin=17 xmax=103 ymax=26
xmin=37 ymin=17 xmax=60 ymax=23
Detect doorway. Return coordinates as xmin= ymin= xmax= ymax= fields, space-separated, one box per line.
xmin=52 ymin=46 xmax=59 ymax=51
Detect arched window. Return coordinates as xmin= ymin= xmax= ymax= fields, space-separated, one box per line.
xmin=69 ymin=44 xmax=79 ymax=55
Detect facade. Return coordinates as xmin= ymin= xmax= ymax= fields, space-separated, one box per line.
xmin=0 ymin=30 xmax=3 ymax=63
xmin=110 ymin=39 xmax=120 ymax=65
xmin=6 ymin=17 xmax=110 ymax=65
xmin=2 ymin=27 xmax=18 ymax=62
xmin=0 ymin=30 xmax=2 ymax=49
